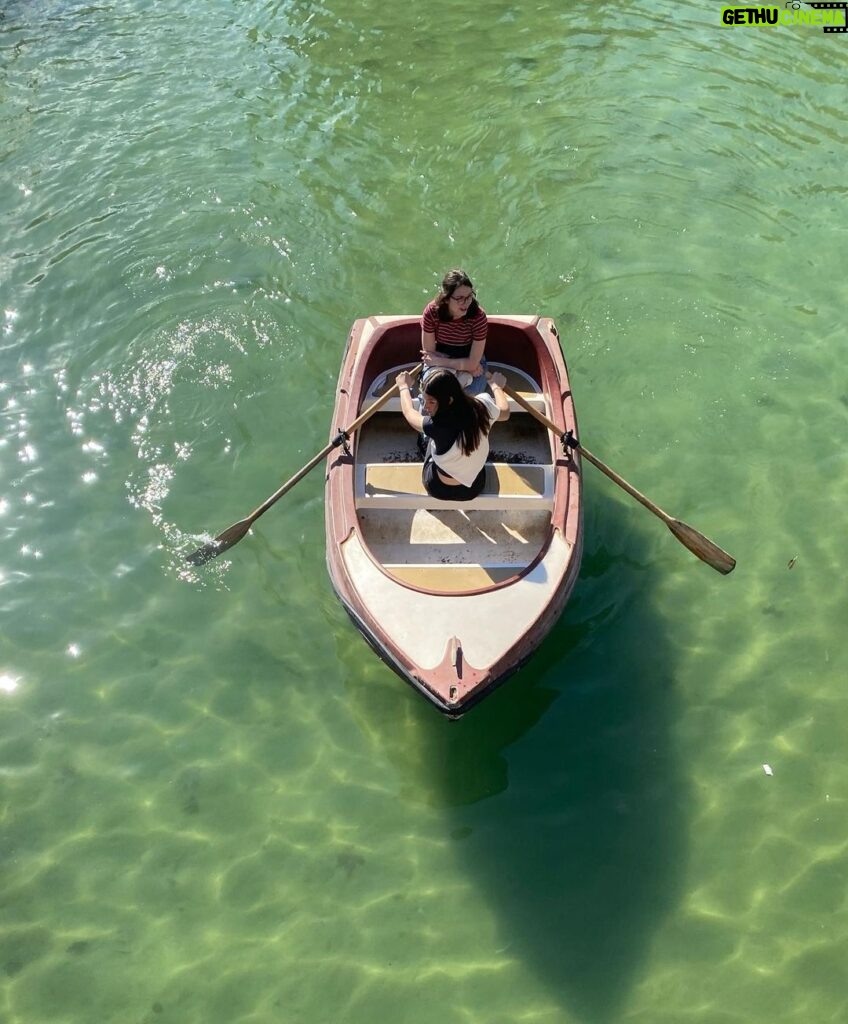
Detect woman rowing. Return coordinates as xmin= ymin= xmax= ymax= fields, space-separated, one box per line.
xmin=395 ymin=367 xmax=510 ymax=501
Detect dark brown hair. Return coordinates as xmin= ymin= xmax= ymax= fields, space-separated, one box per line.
xmin=432 ymin=268 xmax=480 ymax=321
xmin=422 ymin=369 xmax=491 ymax=455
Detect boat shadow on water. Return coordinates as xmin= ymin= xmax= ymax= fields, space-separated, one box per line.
xmin=343 ymin=489 xmax=690 ymax=1024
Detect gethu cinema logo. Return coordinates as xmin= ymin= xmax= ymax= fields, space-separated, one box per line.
xmin=721 ymin=2 xmax=848 ymax=31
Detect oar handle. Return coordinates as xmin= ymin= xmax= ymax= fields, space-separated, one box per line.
xmin=346 ymin=362 xmax=422 ymax=433
xmin=504 ymin=386 xmax=560 ymax=436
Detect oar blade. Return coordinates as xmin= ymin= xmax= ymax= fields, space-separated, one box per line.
xmin=667 ymin=519 xmax=736 ymax=575
xmin=185 ymin=519 xmax=252 ymax=566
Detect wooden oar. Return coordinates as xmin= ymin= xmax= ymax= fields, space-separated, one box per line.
xmin=186 ymin=367 xmax=420 ymax=566
xmin=503 ymin=384 xmax=736 ymax=575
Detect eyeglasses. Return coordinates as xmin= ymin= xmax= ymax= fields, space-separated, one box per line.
xmin=450 ymin=292 xmax=474 ymax=304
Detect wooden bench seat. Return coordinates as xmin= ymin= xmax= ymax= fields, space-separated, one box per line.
xmin=355 ymin=462 xmax=553 ymax=511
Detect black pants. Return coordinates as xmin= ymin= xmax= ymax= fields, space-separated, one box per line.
xmin=422 ymin=455 xmax=486 ymax=501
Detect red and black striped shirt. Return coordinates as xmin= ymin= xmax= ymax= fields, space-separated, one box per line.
xmin=422 ymin=302 xmax=488 ymax=360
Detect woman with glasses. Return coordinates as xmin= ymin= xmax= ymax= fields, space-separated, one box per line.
xmin=395 ymin=367 xmax=510 ymax=501
xmin=420 ymin=268 xmax=488 ymax=396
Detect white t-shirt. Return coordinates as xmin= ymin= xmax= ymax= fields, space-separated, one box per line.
xmin=427 ymin=392 xmax=499 ymax=487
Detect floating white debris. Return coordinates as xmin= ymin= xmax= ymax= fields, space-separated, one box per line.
xmin=763 ymin=764 xmax=773 ymax=777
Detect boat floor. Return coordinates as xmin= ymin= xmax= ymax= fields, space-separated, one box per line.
xmin=358 ymin=507 xmax=551 ymax=565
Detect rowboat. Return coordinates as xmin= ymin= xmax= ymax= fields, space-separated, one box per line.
xmin=324 ymin=314 xmax=583 ymax=716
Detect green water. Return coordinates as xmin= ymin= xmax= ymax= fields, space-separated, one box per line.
xmin=2 ymin=1 xmax=847 ymax=1021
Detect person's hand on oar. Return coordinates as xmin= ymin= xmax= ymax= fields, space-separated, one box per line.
xmin=502 ymin=384 xmax=735 ymax=575
xmin=187 ymin=364 xmax=423 ymax=566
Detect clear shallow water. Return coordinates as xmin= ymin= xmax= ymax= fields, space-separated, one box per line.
xmin=2 ymin=1 xmax=847 ymax=1022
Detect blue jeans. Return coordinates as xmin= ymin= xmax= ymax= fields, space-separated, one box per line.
xmin=421 ymin=357 xmax=489 ymax=396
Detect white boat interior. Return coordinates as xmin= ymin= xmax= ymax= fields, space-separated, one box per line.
xmin=354 ymin=363 xmax=556 ymax=592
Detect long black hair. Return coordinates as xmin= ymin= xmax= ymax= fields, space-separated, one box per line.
xmin=422 ymin=369 xmax=491 ymax=455
xmin=432 ymin=268 xmax=480 ymax=321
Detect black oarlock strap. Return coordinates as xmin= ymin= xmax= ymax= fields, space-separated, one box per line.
xmin=332 ymin=429 xmax=351 ymax=455
xmin=560 ymin=429 xmax=579 ymax=455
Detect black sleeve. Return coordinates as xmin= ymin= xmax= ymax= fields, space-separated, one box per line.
xmin=422 ymin=416 xmax=458 ymax=456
